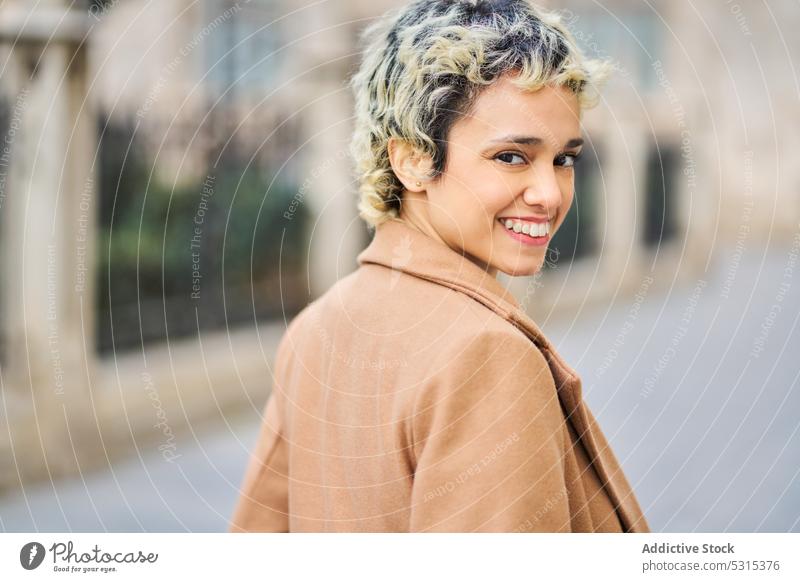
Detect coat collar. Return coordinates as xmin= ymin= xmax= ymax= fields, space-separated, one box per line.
xmin=356 ymin=217 xmax=557 ymax=351
xmin=357 ymin=218 xmax=578 ymax=362
xmin=357 ymin=217 xmax=520 ymax=305
xmin=355 ymin=216 xmax=580 ymax=385
xmin=356 ymin=217 xmax=648 ymax=533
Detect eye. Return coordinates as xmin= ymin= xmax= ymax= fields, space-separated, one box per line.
xmin=555 ymin=151 xmax=583 ymax=168
xmin=495 ymin=151 xmax=526 ymax=166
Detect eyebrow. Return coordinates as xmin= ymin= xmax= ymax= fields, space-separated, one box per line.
xmin=489 ymin=135 xmax=584 ymax=148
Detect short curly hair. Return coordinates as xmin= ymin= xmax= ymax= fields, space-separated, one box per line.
xmin=349 ymin=0 xmax=612 ymax=228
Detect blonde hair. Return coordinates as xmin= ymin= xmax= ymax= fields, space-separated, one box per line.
xmin=349 ymin=0 xmax=613 ymax=228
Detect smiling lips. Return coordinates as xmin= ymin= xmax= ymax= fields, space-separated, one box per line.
xmin=501 ymin=217 xmax=550 ymax=237
xmin=498 ymin=217 xmax=551 ymax=246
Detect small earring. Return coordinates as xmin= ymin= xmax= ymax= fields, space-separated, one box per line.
xmin=415 ymin=181 xmax=422 ymax=188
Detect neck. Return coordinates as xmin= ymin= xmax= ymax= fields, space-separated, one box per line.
xmin=397 ymin=192 xmax=499 ymax=278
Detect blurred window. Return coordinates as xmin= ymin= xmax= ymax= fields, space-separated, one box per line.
xmin=643 ymin=142 xmax=679 ymax=248
xmin=202 ymin=0 xmax=280 ymax=97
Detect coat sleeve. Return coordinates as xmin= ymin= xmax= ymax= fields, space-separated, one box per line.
xmin=228 ymin=338 xmax=291 ymax=532
xmin=408 ymin=330 xmax=572 ymax=532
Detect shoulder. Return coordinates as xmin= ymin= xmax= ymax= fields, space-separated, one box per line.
xmin=294 ymin=262 xmax=519 ymax=334
xmin=427 ymin=327 xmax=553 ymax=391
xmin=415 ymin=326 xmax=557 ymax=419
xmin=409 ymin=326 xmax=564 ymax=462
xmin=276 ymin=267 xmax=365 ymax=339
xmin=278 ymin=264 xmax=539 ymax=372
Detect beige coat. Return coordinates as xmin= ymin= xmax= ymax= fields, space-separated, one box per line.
xmin=229 ymin=218 xmax=650 ymax=532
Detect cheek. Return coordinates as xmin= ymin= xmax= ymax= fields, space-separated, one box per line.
xmin=438 ymin=170 xmax=512 ymax=226
xmin=464 ymin=189 xmax=514 ymax=240
xmin=467 ymin=172 xmax=519 ymax=223
xmin=561 ymin=174 xmax=575 ymax=203
xmin=482 ymin=185 xmax=517 ymax=216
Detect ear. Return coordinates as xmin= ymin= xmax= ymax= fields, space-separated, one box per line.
xmin=387 ymin=137 xmax=434 ymax=192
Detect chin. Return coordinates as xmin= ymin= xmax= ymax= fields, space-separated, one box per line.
xmin=499 ymin=260 xmax=543 ymax=277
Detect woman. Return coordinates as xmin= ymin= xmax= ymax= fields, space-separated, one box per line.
xmin=230 ymin=0 xmax=649 ymax=532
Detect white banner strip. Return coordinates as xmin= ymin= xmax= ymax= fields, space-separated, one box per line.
xmin=1 ymin=533 xmax=798 ymax=581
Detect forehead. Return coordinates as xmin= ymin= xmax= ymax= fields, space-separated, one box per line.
xmin=453 ymin=76 xmax=582 ymax=147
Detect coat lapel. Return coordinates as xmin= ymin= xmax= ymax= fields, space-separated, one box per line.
xmin=357 ymin=218 xmax=645 ymax=532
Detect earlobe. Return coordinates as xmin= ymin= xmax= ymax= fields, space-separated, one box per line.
xmin=387 ymin=137 xmax=432 ymax=192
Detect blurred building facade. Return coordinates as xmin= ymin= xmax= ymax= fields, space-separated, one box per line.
xmin=0 ymin=0 xmax=797 ymax=490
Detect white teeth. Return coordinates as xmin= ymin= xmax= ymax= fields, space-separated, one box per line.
xmin=501 ymin=218 xmax=550 ymax=238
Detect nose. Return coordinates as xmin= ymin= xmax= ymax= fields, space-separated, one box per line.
xmin=521 ymin=163 xmax=562 ymax=218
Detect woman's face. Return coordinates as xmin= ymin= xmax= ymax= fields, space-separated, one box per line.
xmin=417 ymin=75 xmax=583 ymax=277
